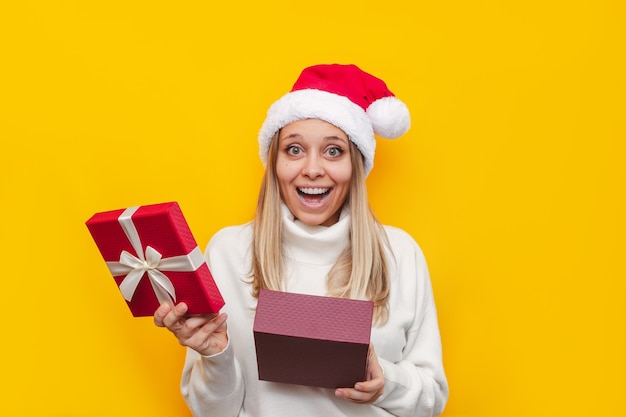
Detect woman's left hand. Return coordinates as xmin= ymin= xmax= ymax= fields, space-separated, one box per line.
xmin=335 ymin=344 xmax=384 ymax=404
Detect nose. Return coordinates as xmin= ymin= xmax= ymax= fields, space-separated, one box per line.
xmin=301 ymin=155 xmax=324 ymax=178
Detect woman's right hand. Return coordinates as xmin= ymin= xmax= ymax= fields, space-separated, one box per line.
xmin=154 ymin=302 xmax=229 ymax=356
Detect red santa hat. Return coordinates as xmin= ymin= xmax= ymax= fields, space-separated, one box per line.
xmin=258 ymin=64 xmax=410 ymax=175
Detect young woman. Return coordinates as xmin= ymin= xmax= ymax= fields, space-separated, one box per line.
xmin=154 ymin=64 xmax=448 ymax=417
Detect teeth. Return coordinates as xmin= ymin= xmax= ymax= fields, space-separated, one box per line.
xmin=299 ymin=187 xmax=329 ymax=195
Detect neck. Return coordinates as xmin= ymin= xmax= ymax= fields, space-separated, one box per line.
xmin=281 ymin=204 xmax=350 ymax=265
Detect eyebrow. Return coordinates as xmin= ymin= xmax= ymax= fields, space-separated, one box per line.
xmin=280 ymin=133 xmax=303 ymax=140
xmin=279 ymin=133 xmax=348 ymax=142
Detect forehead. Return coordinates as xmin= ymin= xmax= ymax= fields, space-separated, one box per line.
xmin=279 ymin=118 xmax=348 ymax=139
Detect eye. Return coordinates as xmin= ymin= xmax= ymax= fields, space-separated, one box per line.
xmin=286 ymin=145 xmax=303 ymax=156
xmin=325 ymin=146 xmax=344 ymax=158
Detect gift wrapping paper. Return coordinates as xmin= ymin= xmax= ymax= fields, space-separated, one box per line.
xmin=86 ymin=202 xmax=224 ymax=317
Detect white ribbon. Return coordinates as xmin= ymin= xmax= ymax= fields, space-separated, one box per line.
xmin=105 ymin=206 xmax=205 ymax=305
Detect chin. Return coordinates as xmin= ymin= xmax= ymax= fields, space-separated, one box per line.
xmin=301 ymin=212 xmax=341 ymax=227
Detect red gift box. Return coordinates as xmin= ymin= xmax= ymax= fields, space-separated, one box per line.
xmin=253 ymin=289 xmax=374 ymax=388
xmin=85 ymin=202 xmax=224 ymax=317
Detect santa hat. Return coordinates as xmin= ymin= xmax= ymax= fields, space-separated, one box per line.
xmin=258 ymin=64 xmax=410 ymax=175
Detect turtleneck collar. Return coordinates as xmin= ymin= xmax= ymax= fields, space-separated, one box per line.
xmin=281 ymin=203 xmax=350 ymax=265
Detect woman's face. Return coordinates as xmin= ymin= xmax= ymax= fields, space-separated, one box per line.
xmin=276 ymin=119 xmax=352 ymax=227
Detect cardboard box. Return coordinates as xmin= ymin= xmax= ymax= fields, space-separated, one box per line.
xmin=86 ymin=202 xmax=224 ymax=317
xmin=253 ymin=289 xmax=373 ymax=388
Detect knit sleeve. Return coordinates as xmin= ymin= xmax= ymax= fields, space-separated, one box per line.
xmin=373 ymin=228 xmax=449 ymax=417
xmin=179 ymin=224 xmax=253 ymax=417
xmin=180 ymin=342 xmax=244 ymax=417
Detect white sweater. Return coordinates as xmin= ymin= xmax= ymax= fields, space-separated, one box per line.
xmin=181 ymin=208 xmax=448 ymax=417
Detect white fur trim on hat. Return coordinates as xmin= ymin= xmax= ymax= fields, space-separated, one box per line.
xmin=259 ymin=89 xmax=377 ymax=174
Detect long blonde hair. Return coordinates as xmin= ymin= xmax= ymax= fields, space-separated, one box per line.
xmin=251 ymin=133 xmax=391 ymax=324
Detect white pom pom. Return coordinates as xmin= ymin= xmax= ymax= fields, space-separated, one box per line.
xmin=366 ymin=96 xmax=411 ymax=139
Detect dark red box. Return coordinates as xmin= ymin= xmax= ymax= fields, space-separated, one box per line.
xmin=253 ymin=289 xmax=373 ymax=388
xmin=85 ymin=202 xmax=224 ymax=317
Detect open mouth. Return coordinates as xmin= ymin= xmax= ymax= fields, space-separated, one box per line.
xmin=297 ymin=187 xmax=331 ymax=205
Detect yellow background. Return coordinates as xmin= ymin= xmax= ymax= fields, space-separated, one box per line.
xmin=1 ymin=1 xmax=624 ymax=416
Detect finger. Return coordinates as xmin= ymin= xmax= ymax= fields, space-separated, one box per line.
xmin=367 ymin=345 xmax=383 ymax=374
xmin=154 ymin=302 xmax=173 ymax=327
xmin=180 ymin=314 xmax=213 ymax=328
xmin=174 ymin=313 xmax=220 ymax=338
xmin=180 ymin=313 xmax=229 ymax=353
xmin=354 ymin=379 xmax=384 ymax=397
xmin=198 ymin=312 xmax=227 ymax=332
xmin=161 ymin=302 xmax=189 ymax=330
xmin=335 ymin=387 xmax=379 ymax=404
xmin=183 ymin=313 xmax=227 ymax=341
xmin=335 ymin=346 xmax=385 ymax=404
xmin=365 ymin=360 xmax=383 ymax=382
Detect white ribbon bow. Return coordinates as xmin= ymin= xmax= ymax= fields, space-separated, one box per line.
xmin=105 ymin=206 xmax=205 ymax=305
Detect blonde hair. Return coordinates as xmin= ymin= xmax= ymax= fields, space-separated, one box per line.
xmin=251 ymin=134 xmax=391 ymax=324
